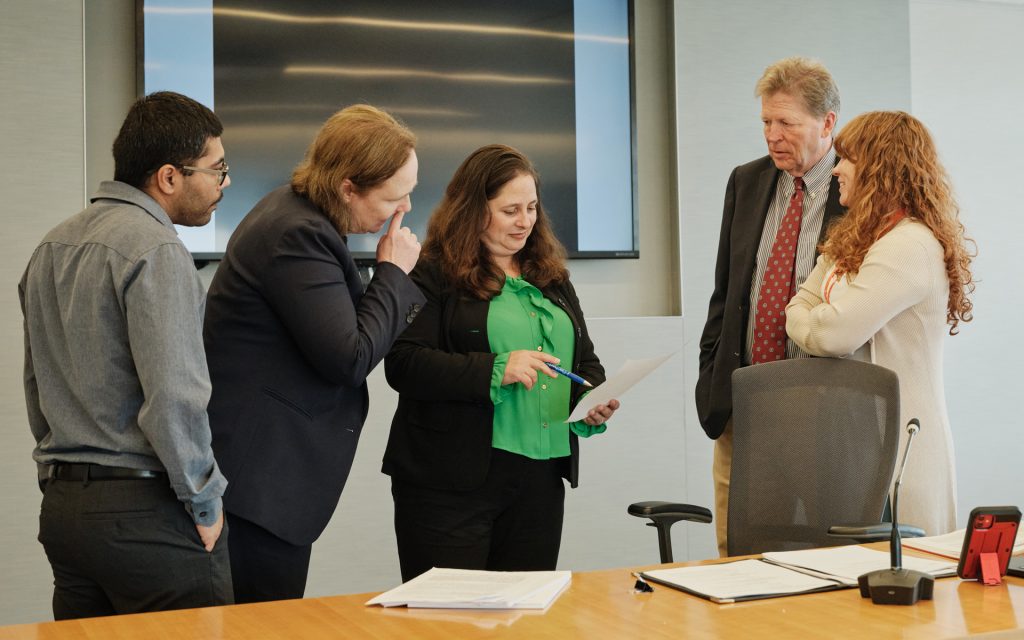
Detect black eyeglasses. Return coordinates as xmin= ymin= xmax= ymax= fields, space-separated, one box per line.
xmin=180 ymin=162 xmax=229 ymax=186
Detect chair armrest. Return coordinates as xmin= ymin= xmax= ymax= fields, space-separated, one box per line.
xmin=627 ymin=501 xmax=712 ymax=564
xmin=827 ymin=523 xmax=927 ymax=542
xmin=628 ymin=501 xmax=713 ymax=524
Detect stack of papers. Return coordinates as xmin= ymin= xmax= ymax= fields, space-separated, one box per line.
xmin=903 ymin=528 xmax=1024 ymax=560
xmin=642 ymin=545 xmax=956 ymax=604
xmin=366 ymin=568 xmax=571 ymax=610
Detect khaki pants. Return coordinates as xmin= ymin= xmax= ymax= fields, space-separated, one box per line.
xmin=712 ymin=419 xmax=733 ymax=558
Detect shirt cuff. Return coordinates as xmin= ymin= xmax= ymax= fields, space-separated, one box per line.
xmin=490 ymin=352 xmax=512 ymax=405
xmin=186 ymin=496 xmax=222 ymax=527
xmin=569 ymin=421 xmax=608 ymax=438
xmin=568 ymin=390 xmax=608 ymax=437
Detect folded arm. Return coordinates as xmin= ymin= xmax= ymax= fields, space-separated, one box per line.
xmin=787 ymin=232 xmax=936 ymax=356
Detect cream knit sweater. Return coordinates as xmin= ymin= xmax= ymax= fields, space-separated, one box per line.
xmin=787 ymin=219 xmax=956 ymax=535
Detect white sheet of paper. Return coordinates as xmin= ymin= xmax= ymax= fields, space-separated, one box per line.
xmin=566 ymin=352 xmax=677 ymax=422
xmin=762 ymin=545 xmax=957 ymax=586
xmin=901 ymin=530 xmax=969 ymax=560
xmin=903 ymin=528 xmax=1024 ymax=560
xmin=413 ymin=575 xmax=571 ymax=610
xmin=643 ymin=559 xmax=837 ymax=602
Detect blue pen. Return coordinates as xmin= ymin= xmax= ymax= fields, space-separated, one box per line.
xmin=547 ymin=363 xmax=593 ymax=387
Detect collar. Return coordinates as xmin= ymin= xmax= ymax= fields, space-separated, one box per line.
xmin=90 ymin=181 xmax=178 ymax=233
xmin=780 ymin=146 xmax=836 ymax=197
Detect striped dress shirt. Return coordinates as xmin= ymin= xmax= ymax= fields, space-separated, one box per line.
xmin=744 ymin=147 xmax=836 ymax=365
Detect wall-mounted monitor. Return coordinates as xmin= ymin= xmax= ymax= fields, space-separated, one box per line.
xmin=139 ymin=0 xmax=637 ymax=261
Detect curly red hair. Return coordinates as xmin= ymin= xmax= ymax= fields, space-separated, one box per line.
xmin=826 ymin=111 xmax=975 ymax=334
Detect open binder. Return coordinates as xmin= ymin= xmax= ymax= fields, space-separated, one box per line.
xmin=640 ymin=545 xmax=956 ymax=604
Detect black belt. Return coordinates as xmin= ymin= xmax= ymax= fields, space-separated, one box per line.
xmin=50 ymin=463 xmax=164 ymax=481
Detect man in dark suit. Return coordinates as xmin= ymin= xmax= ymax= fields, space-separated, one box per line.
xmin=203 ymin=105 xmax=426 ymax=602
xmin=695 ymin=57 xmax=845 ymax=556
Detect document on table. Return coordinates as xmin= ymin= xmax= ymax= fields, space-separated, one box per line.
xmin=566 ymin=352 xmax=677 ymax=422
xmin=903 ymin=528 xmax=1024 ymax=560
xmin=762 ymin=545 xmax=957 ymax=586
xmin=642 ymin=545 xmax=957 ymax=603
xmin=376 ymin=606 xmax=532 ymax=630
xmin=642 ymin=559 xmax=840 ymax=603
xmin=366 ymin=568 xmax=571 ymax=610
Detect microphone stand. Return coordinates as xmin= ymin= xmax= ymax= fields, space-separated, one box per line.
xmin=858 ymin=418 xmax=935 ymax=605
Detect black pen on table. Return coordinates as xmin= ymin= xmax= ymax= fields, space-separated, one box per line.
xmin=546 ymin=363 xmax=592 ymax=387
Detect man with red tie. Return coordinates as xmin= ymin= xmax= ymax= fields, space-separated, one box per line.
xmin=695 ymin=57 xmax=845 ymax=556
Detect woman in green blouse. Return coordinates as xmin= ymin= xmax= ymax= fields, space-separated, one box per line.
xmin=383 ymin=144 xmax=619 ymax=581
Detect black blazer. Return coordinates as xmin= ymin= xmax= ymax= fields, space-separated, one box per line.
xmin=695 ymin=156 xmax=844 ymax=440
xmin=382 ymin=259 xmax=604 ymax=490
xmin=204 ymin=186 xmax=425 ymax=546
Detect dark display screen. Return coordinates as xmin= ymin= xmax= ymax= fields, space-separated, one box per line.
xmin=140 ymin=0 xmax=636 ymax=260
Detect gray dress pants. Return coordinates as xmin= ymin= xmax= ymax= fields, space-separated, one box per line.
xmin=38 ymin=474 xmax=233 ymax=619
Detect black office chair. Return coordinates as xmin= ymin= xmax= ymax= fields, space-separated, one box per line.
xmin=626 ymin=501 xmax=712 ymax=564
xmin=727 ymin=357 xmax=927 ymax=555
xmin=629 ymin=357 xmax=924 ymax=562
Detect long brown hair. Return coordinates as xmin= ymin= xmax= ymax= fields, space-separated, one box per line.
xmin=423 ymin=144 xmax=568 ymax=299
xmin=291 ymin=104 xmax=416 ymax=233
xmin=827 ymin=111 xmax=975 ymax=334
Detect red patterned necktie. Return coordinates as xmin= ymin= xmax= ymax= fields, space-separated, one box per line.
xmin=751 ymin=177 xmax=805 ymax=364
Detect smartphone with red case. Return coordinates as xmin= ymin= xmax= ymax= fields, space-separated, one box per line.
xmin=957 ymin=506 xmax=1021 ymax=583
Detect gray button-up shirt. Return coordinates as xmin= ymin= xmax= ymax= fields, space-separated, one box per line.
xmin=19 ymin=181 xmax=226 ymax=526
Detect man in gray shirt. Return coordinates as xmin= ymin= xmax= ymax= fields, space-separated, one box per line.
xmin=20 ymin=92 xmax=232 ymax=619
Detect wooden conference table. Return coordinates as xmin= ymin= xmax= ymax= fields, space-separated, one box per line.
xmin=2 ymin=546 xmax=1023 ymax=639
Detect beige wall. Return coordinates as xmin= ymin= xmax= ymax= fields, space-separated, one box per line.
xmin=1 ymin=1 xmax=87 ymax=626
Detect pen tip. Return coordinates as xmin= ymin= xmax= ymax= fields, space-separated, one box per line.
xmin=584 ymin=381 xmax=593 ymax=387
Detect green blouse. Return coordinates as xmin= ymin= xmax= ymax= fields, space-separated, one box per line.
xmin=487 ymin=275 xmax=606 ymax=460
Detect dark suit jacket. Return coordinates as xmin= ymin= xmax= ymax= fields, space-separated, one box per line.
xmin=695 ymin=155 xmax=844 ymax=440
xmin=204 ymin=186 xmax=425 ymax=546
xmin=382 ymin=259 xmax=604 ymax=490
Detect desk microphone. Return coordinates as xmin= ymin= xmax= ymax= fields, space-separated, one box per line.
xmin=858 ymin=418 xmax=935 ymax=605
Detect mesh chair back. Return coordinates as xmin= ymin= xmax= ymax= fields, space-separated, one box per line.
xmin=728 ymin=357 xmax=900 ymax=556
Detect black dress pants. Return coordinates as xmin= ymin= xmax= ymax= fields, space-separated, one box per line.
xmin=391 ymin=448 xmax=566 ymax=582
xmin=38 ymin=475 xmax=233 ymax=620
xmin=226 ymin=512 xmax=313 ymax=603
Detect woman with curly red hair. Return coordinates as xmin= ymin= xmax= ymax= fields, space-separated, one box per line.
xmin=786 ymin=110 xmax=974 ymax=536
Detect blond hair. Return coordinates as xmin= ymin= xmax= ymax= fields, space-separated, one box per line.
xmin=756 ymin=57 xmax=840 ymax=118
xmin=291 ymin=105 xmax=416 ymax=233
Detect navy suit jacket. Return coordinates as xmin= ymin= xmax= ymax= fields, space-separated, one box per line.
xmin=204 ymin=186 xmax=425 ymax=545
xmin=695 ymin=155 xmax=844 ymax=440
